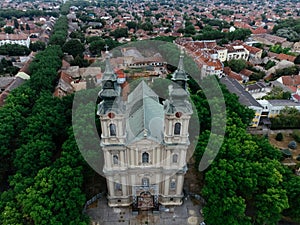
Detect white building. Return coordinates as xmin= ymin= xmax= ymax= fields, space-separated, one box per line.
xmin=226 ymin=45 xmax=249 ymax=61
xmin=0 ymin=33 xmax=30 ymax=48
xmin=258 ymin=99 xmax=300 ymax=118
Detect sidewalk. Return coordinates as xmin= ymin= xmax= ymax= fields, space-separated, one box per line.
xmin=86 ymin=196 xmax=204 ymax=225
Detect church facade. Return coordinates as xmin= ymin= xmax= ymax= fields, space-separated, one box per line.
xmin=97 ymin=50 xmax=192 ymax=211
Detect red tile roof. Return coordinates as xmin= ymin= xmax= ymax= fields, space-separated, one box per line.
xmin=281 ymin=75 xmax=300 ymax=86
xmin=240 ymin=69 xmax=253 ymax=77
xmin=276 ymin=53 xmax=296 ymax=62
xmin=115 ymin=69 xmax=126 ymax=78
xmin=251 ymin=27 xmax=267 ymax=35
xmin=243 ymin=44 xmax=262 ymax=54
xmin=293 ymin=93 xmax=300 ymax=101
xmin=224 ymin=67 xmax=243 ymax=81
xmin=0 ymin=33 xmax=29 ymax=40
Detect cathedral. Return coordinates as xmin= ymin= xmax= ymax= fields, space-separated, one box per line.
xmin=97 ymin=50 xmax=193 ymax=211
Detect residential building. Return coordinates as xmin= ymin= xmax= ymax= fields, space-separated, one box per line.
xmin=258 ymin=99 xmax=300 ymax=118
xmin=225 ymin=44 xmax=249 ymax=61
xmin=0 ymin=33 xmax=30 ymax=48
xmin=0 ymin=72 xmax=30 ymax=106
xmin=220 ymin=76 xmax=263 ymax=127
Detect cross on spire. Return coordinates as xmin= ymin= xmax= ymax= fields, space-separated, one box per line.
xmin=105 ymin=45 xmax=109 ymax=53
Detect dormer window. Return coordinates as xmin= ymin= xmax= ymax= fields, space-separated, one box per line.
xmin=174 ymin=122 xmax=181 ymax=135
xmin=109 ymin=123 xmax=116 ymax=136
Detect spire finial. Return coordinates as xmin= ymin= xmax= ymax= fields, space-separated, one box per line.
xmin=105 ymin=44 xmax=109 ymax=53
xmin=103 ymin=46 xmax=116 ymax=80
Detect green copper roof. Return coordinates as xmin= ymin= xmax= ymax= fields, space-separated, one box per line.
xmin=102 ymin=51 xmax=117 ymax=82
xmin=172 ymin=53 xmax=188 ymax=82
xmin=126 ymin=81 xmax=164 ymax=143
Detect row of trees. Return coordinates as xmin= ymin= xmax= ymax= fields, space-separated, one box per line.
xmin=48 ymin=16 xmax=68 ymax=47
xmin=271 ymin=107 xmax=300 ymax=129
xmin=0 ymin=44 xmax=30 ymax=56
xmin=273 ymin=18 xmax=300 ymax=42
xmin=194 ymin=26 xmax=251 ymax=43
xmin=0 ymin=9 xmax=59 ymax=19
xmin=0 ymin=6 xmax=91 ymax=224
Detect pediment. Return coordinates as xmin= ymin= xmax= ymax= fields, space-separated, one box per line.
xmin=126 ymin=138 xmax=161 ymax=149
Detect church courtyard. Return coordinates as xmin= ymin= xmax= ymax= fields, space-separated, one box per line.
xmin=86 ymin=195 xmax=204 ymax=225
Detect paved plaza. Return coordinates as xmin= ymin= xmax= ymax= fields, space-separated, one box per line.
xmin=86 ymin=195 xmax=204 ymax=225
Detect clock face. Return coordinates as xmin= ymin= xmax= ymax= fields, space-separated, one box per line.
xmin=175 ymin=112 xmax=182 ymax=118
xmin=108 ymin=112 xmax=115 ymax=118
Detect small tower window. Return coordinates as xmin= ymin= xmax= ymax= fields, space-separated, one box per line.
xmin=109 ymin=124 xmax=116 ymax=136
xmin=142 ymin=152 xmax=149 ymax=163
xmin=115 ymin=182 xmax=122 ymax=191
xmin=172 ymin=154 xmax=178 ymax=163
xmin=174 ymin=122 xmax=181 ymax=135
xmin=113 ymin=155 xmax=118 ymax=164
xmin=170 ymin=179 xmax=176 ymax=190
xmin=142 ymin=177 xmax=149 ymax=187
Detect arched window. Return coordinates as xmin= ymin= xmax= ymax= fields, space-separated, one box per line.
xmin=172 ymin=154 xmax=178 ymax=163
xmin=109 ymin=123 xmax=116 ymax=136
xmin=170 ymin=179 xmax=176 ymax=190
xmin=142 ymin=177 xmax=149 ymax=187
xmin=113 ymin=155 xmax=118 ymax=164
xmin=174 ymin=122 xmax=181 ymax=135
xmin=142 ymin=152 xmax=149 ymax=163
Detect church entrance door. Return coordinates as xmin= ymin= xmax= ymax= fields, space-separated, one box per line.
xmin=137 ymin=191 xmax=154 ymax=210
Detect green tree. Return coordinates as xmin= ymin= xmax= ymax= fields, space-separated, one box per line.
xmin=89 ymin=39 xmax=105 ymax=55
xmin=49 ymin=32 xmax=66 ymax=47
xmin=263 ymin=86 xmax=291 ymax=100
xmin=29 ymin=41 xmax=46 ymax=52
xmin=228 ymin=59 xmax=247 ymax=73
xmin=185 ymin=24 xmax=196 ymax=35
xmin=69 ymin=31 xmax=85 ymax=43
xmin=4 ymin=26 xmax=14 ymax=34
xmin=292 ymin=130 xmax=300 ymax=143
xmin=294 ymin=54 xmax=300 ymax=64
xmin=275 ymin=132 xmax=283 ymax=141
xmin=140 ymin=22 xmax=153 ymax=31
xmin=227 ymin=28 xmax=252 ymax=41
xmin=126 ymin=21 xmax=137 ymax=30
xmin=71 ymin=55 xmax=90 ymax=67
xmin=25 ymin=23 xmax=30 ymax=30
xmin=283 ymin=174 xmax=300 ymax=221
xmin=62 ymin=39 xmax=85 ymax=58
xmin=13 ymin=18 xmax=19 ymax=29
xmin=265 ymin=60 xmax=276 ymax=70
xmin=110 ymin=28 xmax=128 ymax=39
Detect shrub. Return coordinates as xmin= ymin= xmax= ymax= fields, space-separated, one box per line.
xmin=292 ymin=130 xmax=300 ymax=143
xmin=275 ymin=132 xmax=283 ymax=141
xmin=288 ymin=141 xmax=297 ymax=149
